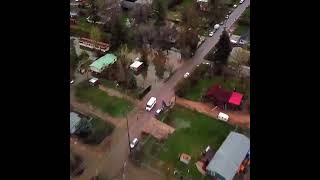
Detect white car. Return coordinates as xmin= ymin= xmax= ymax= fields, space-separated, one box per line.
xmin=155 ymin=108 xmax=163 ymax=116
xmin=225 ymin=15 xmax=229 ymax=19
xmin=70 ymin=80 xmax=74 ymax=84
xmin=233 ymin=4 xmax=237 ymax=8
xmin=220 ymin=21 xmax=224 ymax=25
xmin=146 ymin=97 xmax=157 ymax=111
xmin=130 ymin=138 xmax=139 ymax=149
xmin=184 ymin=72 xmax=190 ymax=78
xmin=240 ymin=0 xmax=244 ymax=4
xmin=209 ymin=31 xmax=214 ymax=37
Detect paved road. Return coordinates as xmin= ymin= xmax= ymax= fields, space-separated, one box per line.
xmin=75 ymin=1 xmax=250 ymax=179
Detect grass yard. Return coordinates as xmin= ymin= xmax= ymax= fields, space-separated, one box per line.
xmin=233 ymin=23 xmax=249 ymax=36
xmin=75 ymin=82 xmax=133 ymax=117
xmin=83 ymin=116 xmax=115 ymax=145
xmin=99 ymin=79 xmax=140 ymax=99
xmin=184 ymin=75 xmax=250 ymax=101
xmin=140 ymin=105 xmax=233 ymax=179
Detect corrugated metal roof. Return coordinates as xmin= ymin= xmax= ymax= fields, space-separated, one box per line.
xmin=206 ymin=132 xmax=250 ymax=180
xmin=90 ymin=53 xmax=117 ymax=71
xmin=70 ymin=112 xmax=81 ymax=134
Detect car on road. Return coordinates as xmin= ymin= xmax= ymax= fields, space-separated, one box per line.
xmin=146 ymin=97 xmax=157 ymax=111
xmin=240 ymin=0 xmax=244 ymax=4
xmin=130 ymin=138 xmax=139 ymax=149
xmin=233 ymin=4 xmax=237 ymax=8
xmin=184 ymin=72 xmax=190 ymax=78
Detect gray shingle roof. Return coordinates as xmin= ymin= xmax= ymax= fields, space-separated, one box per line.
xmin=206 ymin=132 xmax=250 ymax=180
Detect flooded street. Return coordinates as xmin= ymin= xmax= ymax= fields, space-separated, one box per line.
xmin=127 ymin=49 xmax=183 ymax=89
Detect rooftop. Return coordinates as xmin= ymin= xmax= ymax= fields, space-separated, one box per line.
xmin=228 ymin=92 xmax=243 ymax=106
xmin=206 ymin=132 xmax=250 ymax=180
xmin=90 ymin=53 xmax=117 ymax=71
xmin=130 ymin=61 xmax=143 ymax=69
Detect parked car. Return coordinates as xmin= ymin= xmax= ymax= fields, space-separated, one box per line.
xmin=228 ymin=10 xmax=232 ymax=14
xmin=130 ymin=138 xmax=139 ymax=149
xmin=209 ymin=31 xmax=214 ymax=37
xmin=70 ymin=80 xmax=74 ymax=84
xmin=155 ymin=108 xmax=163 ymax=116
xmin=184 ymin=72 xmax=190 ymax=78
xmin=146 ymin=97 xmax=157 ymax=111
xmin=89 ymin=78 xmax=100 ymax=86
xmin=217 ymin=112 xmax=229 ymax=122
xmin=240 ymin=0 xmax=244 ymax=4
xmin=225 ymin=15 xmax=229 ymax=19
xmin=233 ymin=4 xmax=237 ymax=8
xmin=220 ymin=21 xmax=224 ymax=25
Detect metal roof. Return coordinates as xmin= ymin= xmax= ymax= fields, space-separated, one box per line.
xmin=206 ymin=132 xmax=250 ymax=180
xmin=130 ymin=61 xmax=143 ymax=69
xmin=90 ymin=53 xmax=117 ymax=71
xmin=70 ymin=112 xmax=81 ymax=134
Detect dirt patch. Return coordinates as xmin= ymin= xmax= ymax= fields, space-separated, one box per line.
xmin=143 ymin=118 xmax=175 ymax=140
xmin=176 ymin=97 xmax=250 ymax=128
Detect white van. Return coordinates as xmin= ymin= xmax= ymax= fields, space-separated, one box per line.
xmin=217 ymin=112 xmax=229 ymax=122
xmin=146 ymin=97 xmax=157 ymax=111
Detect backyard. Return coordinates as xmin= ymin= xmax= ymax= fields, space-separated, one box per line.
xmin=175 ymin=64 xmax=250 ymax=102
xmin=75 ymin=82 xmax=133 ymax=117
xmin=233 ymin=7 xmax=250 ymax=36
xmin=82 ymin=116 xmax=115 ymax=145
xmin=137 ymin=105 xmax=233 ymax=179
xmin=185 ymin=75 xmax=250 ymax=101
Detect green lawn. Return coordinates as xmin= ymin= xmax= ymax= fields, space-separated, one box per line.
xmin=184 ymin=75 xmax=250 ymax=101
xmin=140 ymin=105 xmax=233 ymax=179
xmin=99 ymin=79 xmax=140 ymax=99
xmin=83 ymin=116 xmax=115 ymax=145
xmin=243 ymin=7 xmax=250 ymax=19
xmin=233 ymin=23 xmax=249 ymax=36
xmin=70 ymin=17 xmax=109 ymax=40
xmin=75 ymin=82 xmax=133 ymax=117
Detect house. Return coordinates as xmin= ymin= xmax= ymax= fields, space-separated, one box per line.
xmin=197 ymin=0 xmax=209 ymax=11
xmin=204 ymin=84 xmax=244 ymax=110
xmin=130 ymin=59 xmax=143 ymax=72
xmin=206 ymin=132 xmax=250 ymax=180
xmin=70 ymin=112 xmax=82 ymax=134
xmin=204 ymin=84 xmax=232 ymax=109
xmin=228 ymin=92 xmax=244 ymax=110
xmin=89 ymin=53 xmax=117 ymax=73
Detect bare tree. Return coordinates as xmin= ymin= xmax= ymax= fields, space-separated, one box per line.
xmin=130 ymin=4 xmax=151 ymax=24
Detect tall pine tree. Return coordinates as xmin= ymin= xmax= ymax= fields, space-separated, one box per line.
xmin=209 ymin=29 xmax=232 ymax=74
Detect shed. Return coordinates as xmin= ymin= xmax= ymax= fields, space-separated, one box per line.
xmin=130 ymin=61 xmax=143 ymax=72
xmin=70 ymin=112 xmax=81 ymax=134
xmin=90 ymin=53 xmax=117 ymax=73
xmin=228 ymin=92 xmax=243 ymax=106
xmin=206 ymin=132 xmax=250 ymax=180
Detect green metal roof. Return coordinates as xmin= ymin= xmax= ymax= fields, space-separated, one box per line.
xmin=90 ymin=53 xmax=117 ymax=70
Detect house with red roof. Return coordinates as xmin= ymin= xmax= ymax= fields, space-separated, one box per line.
xmin=203 ymin=84 xmax=244 ymax=110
